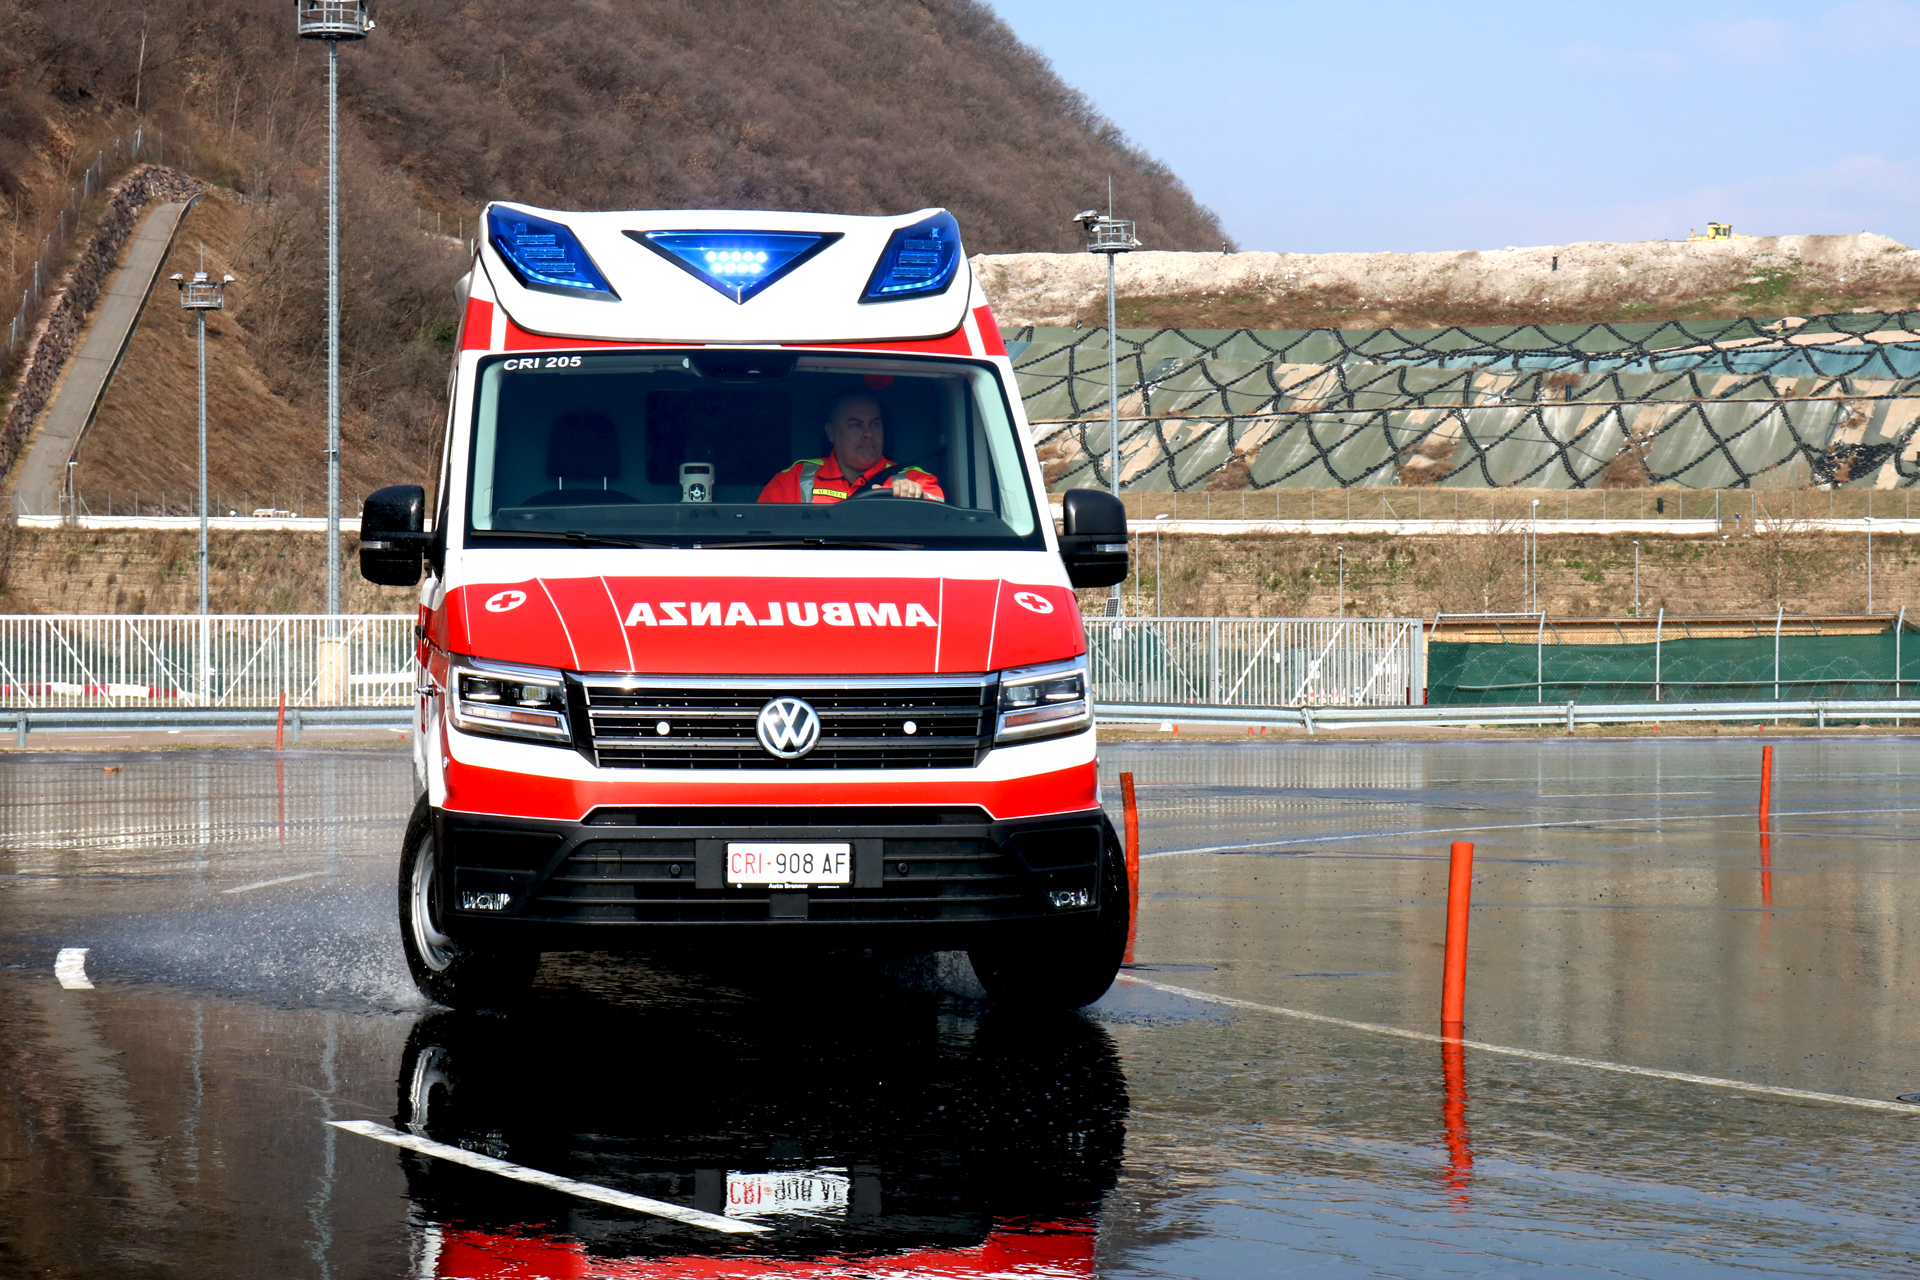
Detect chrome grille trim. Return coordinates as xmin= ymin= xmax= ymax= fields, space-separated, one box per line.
xmin=576 ymin=672 xmax=995 ymax=770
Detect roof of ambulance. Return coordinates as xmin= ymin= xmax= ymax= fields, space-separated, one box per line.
xmin=474 ymin=203 xmax=980 ymax=346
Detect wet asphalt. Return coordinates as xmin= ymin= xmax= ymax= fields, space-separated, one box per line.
xmin=3 ymin=738 xmax=1920 ymax=1277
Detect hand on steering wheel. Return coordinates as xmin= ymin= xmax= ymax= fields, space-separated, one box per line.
xmin=846 ymin=463 xmax=937 ymax=500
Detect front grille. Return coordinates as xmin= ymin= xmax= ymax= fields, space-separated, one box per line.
xmin=532 ymin=837 xmax=1029 ymax=924
xmin=577 ymin=675 xmax=993 ymax=770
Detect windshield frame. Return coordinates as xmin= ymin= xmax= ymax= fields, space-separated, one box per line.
xmin=456 ymin=348 xmax=1046 ymax=553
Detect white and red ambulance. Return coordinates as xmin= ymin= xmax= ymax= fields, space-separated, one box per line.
xmin=360 ymin=202 xmax=1131 ymax=1010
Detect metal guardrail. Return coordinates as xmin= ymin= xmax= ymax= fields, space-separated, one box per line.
xmin=0 ymin=615 xmax=413 ymax=707
xmin=21 ymin=695 xmax=1909 ymax=742
xmin=2 ymin=705 xmax=409 ymax=744
xmin=1085 ymin=617 xmax=1424 ymax=708
xmin=1097 ymin=699 xmax=1920 ymax=733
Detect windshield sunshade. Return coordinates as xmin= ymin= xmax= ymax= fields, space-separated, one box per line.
xmin=465 ymin=351 xmax=1042 ymax=552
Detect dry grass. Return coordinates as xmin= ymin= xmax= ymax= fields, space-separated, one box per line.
xmin=0 ymin=527 xmax=415 ymax=614
xmin=1080 ymin=525 xmax=1893 ymax=620
xmin=75 ymin=195 xmax=430 ymax=509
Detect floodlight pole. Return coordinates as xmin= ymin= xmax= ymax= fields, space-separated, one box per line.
xmin=298 ymin=2 xmax=373 ymax=620
xmin=176 ymin=268 xmax=231 ymax=699
xmin=198 ymin=306 xmax=208 ymax=614
xmin=1076 ymin=206 xmax=1139 ymax=615
xmin=326 ymin=37 xmax=340 ymax=618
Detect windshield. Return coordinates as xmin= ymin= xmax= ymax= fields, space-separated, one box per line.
xmin=463 ymin=351 xmax=1042 ymax=550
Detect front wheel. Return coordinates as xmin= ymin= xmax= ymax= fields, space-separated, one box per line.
xmin=969 ymin=816 xmax=1129 ymax=1011
xmin=397 ymin=797 xmax=539 ymax=1010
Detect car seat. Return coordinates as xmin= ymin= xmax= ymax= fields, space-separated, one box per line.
xmin=521 ymin=411 xmax=639 ymax=505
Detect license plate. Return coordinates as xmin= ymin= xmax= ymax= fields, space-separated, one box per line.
xmin=726 ymin=842 xmax=851 ymax=887
xmin=725 ymin=1168 xmax=850 ymax=1219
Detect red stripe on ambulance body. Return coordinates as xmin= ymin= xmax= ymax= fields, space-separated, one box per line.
xmin=972 ymin=305 xmax=1007 ymax=356
xmin=430 ymin=1220 xmax=1095 ymax=1278
xmin=441 ymin=758 xmax=1099 ymax=824
xmin=445 ymin=580 xmax=575 ymax=669
xmin=446 ymin=577 xmax=1083 ymax=675
xmin=462 ymin=315 xmax=982 ymax=361
xmin=535 ymin=575 xmax=629 ymax=671
xmin=457 ymin=298 xmax=493 ymax=351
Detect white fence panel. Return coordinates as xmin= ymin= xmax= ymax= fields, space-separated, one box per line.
xmin=0 ymin=614 xmax=1421 ymax=712
xmin=1086 ymin=617 xmax=1423 ymax=709
xmin=0 ymin=616 xmax=414 ymax=707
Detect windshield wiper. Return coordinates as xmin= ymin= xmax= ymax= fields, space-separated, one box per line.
xmin=469 ymin=529 xmax=673 ymax=550
xmin=696 ymin=537 xmax=923 ymax=551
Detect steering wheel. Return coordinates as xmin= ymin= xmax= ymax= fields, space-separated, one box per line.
xmin=844 ymin=461 xmax=912 ymax=498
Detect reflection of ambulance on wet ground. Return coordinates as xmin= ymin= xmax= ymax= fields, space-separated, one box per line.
xmin=360 ymin=201 xmax=1132 ymax=1009
xmin=391 ymin=1004 xmax=1123 ymax=1274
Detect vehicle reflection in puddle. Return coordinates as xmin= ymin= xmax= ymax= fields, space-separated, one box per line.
xmin=385 ymin=979 xmax=1126 ymax=1276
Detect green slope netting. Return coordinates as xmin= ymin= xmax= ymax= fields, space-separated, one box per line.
xmin=1429 ymin=632 xmax=1920 ymax=704
xmin=1007 ymin=313 xmax=1920 ymax=492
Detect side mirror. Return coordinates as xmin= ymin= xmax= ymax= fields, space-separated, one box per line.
xmin=1057 ymin=488 xmax=1128 ymax=588
xmin=359 ymin=484 xmax=429 ymax=586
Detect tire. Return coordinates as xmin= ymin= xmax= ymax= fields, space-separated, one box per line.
xmin=968 ymin=814 xmax=1129 ymax=1011
xmin=397 ymin=796 xmax=539 ymax=1010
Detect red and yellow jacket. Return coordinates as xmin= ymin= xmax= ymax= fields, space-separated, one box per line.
xmin=757 ymin=452 xmax=944 ymax=504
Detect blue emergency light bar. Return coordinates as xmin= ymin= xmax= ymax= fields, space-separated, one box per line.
xmin=860 ymin=211 xmax=961 ymax=302
xmin=627 ymin=229 xmax=841 ymax=304
xmin=487 ymin=208 xmax=618 ymax=299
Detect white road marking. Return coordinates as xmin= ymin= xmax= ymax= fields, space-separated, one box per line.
xmin=54 ymin=948 xmax=93 ymax=989
xmin=1117 ymin=975 xmax=1920 ymax=1116
xmin=328 ymin=1120 xmax=767 ymax=1234
xmin=220 ymin=871 xmax=325 ymax=895
xmin=1144 ymin=804 xmax=1920 ymax=859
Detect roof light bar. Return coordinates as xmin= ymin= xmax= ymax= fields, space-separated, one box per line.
xmin=488 ymin=207 xmax=618 ymax=300
xmin=860 ymin=211 xmax=962 ymax=303
xmin=627 ymin=230 xmax=841 ymax=304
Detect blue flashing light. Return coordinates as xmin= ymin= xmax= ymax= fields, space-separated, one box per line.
xmin=860 ymin=211 xmax=962 ymax=303
xmin=627 ymin=230 xmax=841 ymax=304
xmin=487 ymin=207 xmax=618 ymax=300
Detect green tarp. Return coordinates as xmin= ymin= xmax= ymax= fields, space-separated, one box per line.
xmin=1428 ymin=633 xmax=1917 ymax=704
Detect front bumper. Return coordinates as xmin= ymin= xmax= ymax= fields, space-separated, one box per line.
xmin=436 ymin=802 xmax=1109 ymax=950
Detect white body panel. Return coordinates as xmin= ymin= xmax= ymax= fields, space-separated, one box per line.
xmin=407 ymin=206 xmax=1100 ymax=823
xmin=482 ymin=203 xmax=975 ymax=345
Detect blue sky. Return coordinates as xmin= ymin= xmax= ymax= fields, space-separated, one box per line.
xmin=986 ymin=1 xmax=1920 ymax=253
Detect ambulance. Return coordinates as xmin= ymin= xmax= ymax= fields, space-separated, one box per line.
xmin=360 ymin=202 xmax=1131 ymax=1010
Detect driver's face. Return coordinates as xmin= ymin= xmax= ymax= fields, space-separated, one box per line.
xmin=824 ymin=398 xmax=885 ymax=473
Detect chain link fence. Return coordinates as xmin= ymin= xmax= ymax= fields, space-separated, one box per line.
xmin=1013 ymin=316 xmax=1920 ymax=493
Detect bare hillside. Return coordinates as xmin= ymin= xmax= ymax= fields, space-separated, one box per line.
xmin=0 ymin=0 xmax=1227 ymax=509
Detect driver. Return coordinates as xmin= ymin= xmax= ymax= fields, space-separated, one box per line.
xmin=758 ymin=395 xmax=944 ymax=504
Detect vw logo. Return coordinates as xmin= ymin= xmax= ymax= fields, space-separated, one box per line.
xmin=756 ymin=697 xmax=821 ymax=760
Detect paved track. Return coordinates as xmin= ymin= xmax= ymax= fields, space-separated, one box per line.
xmin=5 ymin=740 xmax=1920 ymax=1277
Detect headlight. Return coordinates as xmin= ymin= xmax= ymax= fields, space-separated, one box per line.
xmin=450 ymin=658 xmax=571 ymax=745
xmin=995 ymin=656 xmax=1090 ymax=745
